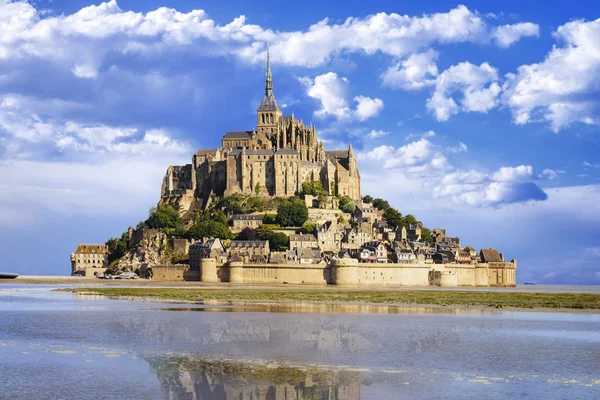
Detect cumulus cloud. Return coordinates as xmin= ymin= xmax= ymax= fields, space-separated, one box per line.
xmin=366 ymin=130 xmax=389 ymax=139
xmin=0 ymin=1 xmax=538 ymax=76
xmin=301 ymin=73 xmax=383 ymax=121
xmin=381 ymin=49 xmax=439 ymax=90
xmin=360 ymin=137 xmax=548 ymax=207
xmin=434 ymin=167 xmax=547 ymax=207
xmin=426 ymin=62 xmax=501 ymax=121
xmin=362 ymin=138 xmax=448 ymax=172
xmin=502 ymin=18 xmax=600 ymax=131
xmin=491 ymin=22 xmax=540 ymax=48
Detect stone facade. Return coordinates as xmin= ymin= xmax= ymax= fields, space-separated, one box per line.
xmin=70 ymin=243 xmax=110 ymax=277
xmin=160 ymin=49 xmax=360 ymax=213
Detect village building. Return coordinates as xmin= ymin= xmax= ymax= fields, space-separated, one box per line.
xmin=227 ymin=240 xmax=270 ymax=262
xmin=70 ymin=244 xmax=110 ymax=277
xmin=232 ymin=214 xmax=263 ymax=231
xmin=189 ymin=238 xmax=226 ymax=270
xmin=289 ymin=233 xmax=319 ymax=250
xmin=316 ymin=221 xmax=343 ymax=252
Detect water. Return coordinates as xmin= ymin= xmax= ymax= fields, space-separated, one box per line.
xmin=0 ymin=285 xmax=599 ymax=399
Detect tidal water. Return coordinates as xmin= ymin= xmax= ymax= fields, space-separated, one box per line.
xmin=0 ymin=286 xmax=599 ymax=399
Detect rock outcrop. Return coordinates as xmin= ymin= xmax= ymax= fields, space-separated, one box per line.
xmin=116 ymin=230 xmax=172 ymax=273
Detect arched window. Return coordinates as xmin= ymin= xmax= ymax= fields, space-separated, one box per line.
xmin=262 ymin=114 xmax=265 ymax=123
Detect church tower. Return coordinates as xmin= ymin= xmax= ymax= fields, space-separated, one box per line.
xmin=257 ymin=44 xmax=282 ymax=138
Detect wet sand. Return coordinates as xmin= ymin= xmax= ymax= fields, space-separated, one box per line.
xmin=3 ymin=275 xmax=600 ymax=294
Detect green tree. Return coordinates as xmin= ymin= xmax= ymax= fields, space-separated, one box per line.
xmin=372 ymin=198 xmax=390 ymax=211
xmin=237 ymin=227 xmax=258 ymax=240
xmin=276 ymin=198 xmax=308 ymax=227
xmin=301 ymin=180 xmax=326 ymax=196
xmin=362 ymin=195 xmax=373 ymax=203
xmin=187 ymin=219 xmax=232 ymax=240
xmin=268 ymin=232 xmax=289 ymax=251
xmin=383 ymin=207 xmax=403 ymax=229
xmin=105 ymin=233 xmax=128 ymax=264
xmin=338 ymin=196 xmax=355 ymax=213
xmin=300 ymin=221 xmax=317 ymax=235
xmin=402 ymin=214 xmax=418 ymax=226
xmin=421 ymin=227 xmax=435 ymax=245
xmin=145 ymin=204 xmax=182 ymax=230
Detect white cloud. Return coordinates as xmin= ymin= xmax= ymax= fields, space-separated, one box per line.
xmin=502 ymin=18 xmax=600 ymax=132
xmin=381 ymin=49 xmax=439 ymax=90
xmin=492 ymin=165 xmax=534 ymax=182
xmin=427 ymin=62 xmax=501 ymax=121
xmin=360 ymin=136 xmax=548 ymax=207
xmin=491 ymin=22 xmax=540 ymax=48
xmin=584 ymin=161 xmax=600 ymax=168
xmin=366 ymin=130 xmax=389 ymax=139
xmin=447 ymin=142 xmax=468 ymax=153
xmin=301 ymin=73 xmax=383 ymax=121
xmin=354 ymin=96 xmax=384 ymax=121
xmin=0 ymin=1 xmax=539 ymax=78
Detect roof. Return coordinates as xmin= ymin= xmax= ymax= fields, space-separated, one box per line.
xmin=257 ymin=92 xmax=280 ymax=112
xmin=480 ymin=248 xmax=503 ymax=263
xmin=325 ymin=150 xmax=348 ymax=160
xmin=297 ymin=248 xmax=321 ymax=259
xmin=464 ymin=246 xmax=476 ymax=252
xmin=274 ymin=148 xmax=298 ymax=155
xmin=223 ymin=131 xmax=252 ymax=139
xmin=289 ymin=234 xmax=318 ymax=242
xmin=74 ymin=244 xmax=109 ymax=254
xmin=230 ymin=240 xmax=268 ymax=248
xmin=233 ymin=214 xmax=262 ymax=221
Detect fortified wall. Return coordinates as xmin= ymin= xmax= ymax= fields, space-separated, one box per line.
xmin=148 ymin=258 xmax=516 ymax=287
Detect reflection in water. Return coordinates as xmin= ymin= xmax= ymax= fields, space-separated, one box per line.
xmin=1 ymin=286 xmax=600 ymax=399
xmin=149 ymin=357 xmax=362 ymax=400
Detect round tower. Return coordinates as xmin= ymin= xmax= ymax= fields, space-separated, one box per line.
xmin=200 ymin=258 xmax=219 ymax=283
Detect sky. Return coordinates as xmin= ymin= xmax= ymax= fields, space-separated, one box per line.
xmin=0 ymin=0 xmax=599 ymax=283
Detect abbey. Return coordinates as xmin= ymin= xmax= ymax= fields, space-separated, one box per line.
xmin=161 ymin=49 xmax=361 ymax=212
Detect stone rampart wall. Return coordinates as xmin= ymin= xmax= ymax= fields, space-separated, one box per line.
xmin=151 ymin=265 xmax=200 ymax=281
xmin=224 ymin=262 xmax=329 ymax=285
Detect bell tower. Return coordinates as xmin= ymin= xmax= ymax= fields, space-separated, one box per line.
xmin=257 ymin=43 xmax=282 ymax=138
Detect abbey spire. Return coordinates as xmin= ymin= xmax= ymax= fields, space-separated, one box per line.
xmin=257 ymin=43 xmax=282 ymax=136
xmin=265 ymin=42 xmax=273 ymax=95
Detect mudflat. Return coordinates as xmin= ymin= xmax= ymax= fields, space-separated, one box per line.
xmin=60 ymin=286 xmax=600 ymax=312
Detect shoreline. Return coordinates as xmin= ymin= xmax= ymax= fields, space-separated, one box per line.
xmin=57 ymin=287 xmax=600 ymax=313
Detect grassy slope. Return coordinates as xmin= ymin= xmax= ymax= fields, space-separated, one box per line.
xmin=61 ymin=288 xmax=600 ymax=310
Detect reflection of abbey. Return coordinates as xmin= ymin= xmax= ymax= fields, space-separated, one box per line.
xmin=161 ymin=48 xmax=360 ymax=211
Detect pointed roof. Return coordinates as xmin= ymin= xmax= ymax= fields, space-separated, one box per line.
xmin=257 ymin=43 xmax=280 ymax=112
xmin=348 ymin=143 xmax=356 ymax=159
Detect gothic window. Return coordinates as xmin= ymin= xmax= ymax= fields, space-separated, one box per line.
xmin=261 ymin=114 xmax=265 ymax=123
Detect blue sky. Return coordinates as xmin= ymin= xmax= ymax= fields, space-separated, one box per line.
xmin=0 ymin=0 xmax=599 ymax=283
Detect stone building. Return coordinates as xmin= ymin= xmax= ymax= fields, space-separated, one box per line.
xmin=227 ymin=240 xmax=270 ymax=262
xmin=70 ymin=244 xmax=110 ymax=277
xmin=232 ymin=214 xmax=263 ymax=231
xmin=160 ymin=48 xmax=361 ymax=213
xmin=289 ymin=233 xmax=318 ymax=250
xmin=189 ymin=238 xmax=226 ymax=270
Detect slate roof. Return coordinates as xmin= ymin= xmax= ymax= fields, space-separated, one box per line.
xmin=274 ymin=149 xmax=299 ymax=155
xmin=74 ymin=244 xmax=109 ymax=254
xmin=230 ymin=240 xmax=268 ymax=248
xmin=480 ymin=248 xmax=503 ymax=263
xmin=325 ymin=150 xmax=348 ymax=159
xmin=289 ymin=234 xmax=318 ymax=242
xmin=257 ymin=93 xmax=280 ymax=112
xmin=223 ymin=131 xmax=253 ymax=139
xmin=297 ymin=248 xmax=321 ymax=259
xmin=233 ymin=214 xmax=262 ymax=221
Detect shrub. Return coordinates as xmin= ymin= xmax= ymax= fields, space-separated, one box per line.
xmin=338 ymin=196 xmax=355 ymax=213
xmin=276 ymin=197 xmax=308 ymax=227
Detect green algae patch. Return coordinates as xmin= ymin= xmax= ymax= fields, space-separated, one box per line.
xmin=58 ymin=288 xmax=600 ymax=310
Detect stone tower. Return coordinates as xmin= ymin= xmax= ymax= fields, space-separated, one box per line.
xmin=257 ymin=44 xmax=282 ymax=138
